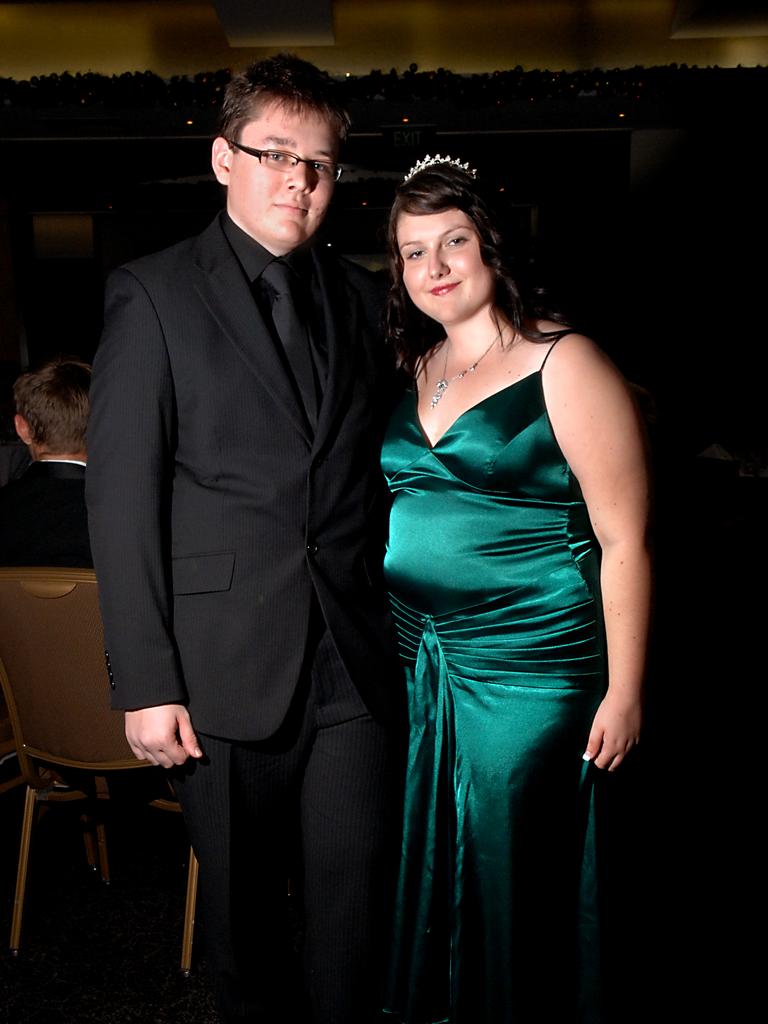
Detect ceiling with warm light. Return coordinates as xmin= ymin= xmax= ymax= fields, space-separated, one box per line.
xmin=0 ymin=1 xmax=765 ymax=80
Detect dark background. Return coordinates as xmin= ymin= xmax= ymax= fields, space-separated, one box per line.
xmin=0 ymin=63 xmax=764 ymax=1023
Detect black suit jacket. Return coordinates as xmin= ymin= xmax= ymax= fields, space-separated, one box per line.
xmin=0 ymin=460 xmax=92 ymax=568
xmin=86 ymin=216 xmax=400 ymax=741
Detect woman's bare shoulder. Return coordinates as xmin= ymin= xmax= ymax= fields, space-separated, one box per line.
xmin=536 ymin=326 xmax=621 ymax=382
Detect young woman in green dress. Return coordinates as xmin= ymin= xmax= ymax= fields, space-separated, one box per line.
xmin=381 ymin=157 xmax=651 ymax=1024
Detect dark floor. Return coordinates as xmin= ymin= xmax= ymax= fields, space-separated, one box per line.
xmin=0 ymin=771 xmax=218 ymax=1024
xmin=0 ymin=746 xmax=720 ymax=1024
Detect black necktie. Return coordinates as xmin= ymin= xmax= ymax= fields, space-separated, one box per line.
xmin=261 ymin=259 xmax=318 ymax=427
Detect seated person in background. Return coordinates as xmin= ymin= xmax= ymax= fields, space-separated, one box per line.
xmin=0 ymin=357 xmax=92 ymax=567
xmin=1 ymin=356 xmax=168 ymax=800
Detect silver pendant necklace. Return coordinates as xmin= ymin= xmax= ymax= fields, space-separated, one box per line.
xmin=430 ymin=336 xmax=499 ymax=410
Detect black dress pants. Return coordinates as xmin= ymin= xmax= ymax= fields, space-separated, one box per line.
xmin=173 ymin=626 xmax=400 ymax=1024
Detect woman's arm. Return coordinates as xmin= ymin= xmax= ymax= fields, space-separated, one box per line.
xmin=541 ymin=334 xmax=651 ymax=771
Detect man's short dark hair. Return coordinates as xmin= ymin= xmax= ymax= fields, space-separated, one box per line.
xmin=219 ymin=53 xmax=351 ymax=144
xmin=14 ymin=357 xmax=91 ymax=453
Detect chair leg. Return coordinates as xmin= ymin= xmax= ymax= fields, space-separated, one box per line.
xmin=96 ymin=822 xmax=111 ymax=883
xmin=179 ymin=847 xmax=199 ymax=977
xmin=92 ymin=775 xmax=111 ymax=882
xmin=81 ymin=814 xmax=99 ymax=872
xmin=10 ymin=785 xmax=36 ymax=954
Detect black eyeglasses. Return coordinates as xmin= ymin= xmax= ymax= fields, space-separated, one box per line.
xmin=228 ymin=140 xmax=343 ymax=182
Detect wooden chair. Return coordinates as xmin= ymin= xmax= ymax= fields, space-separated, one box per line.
xmin=0 ymin=567 xmax=199 ymax=975
xmin=0 ymin=684 xmax=23 ymax=795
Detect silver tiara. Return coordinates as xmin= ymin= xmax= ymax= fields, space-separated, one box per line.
xmin=403 ymin=154 xmax=478 ymax=182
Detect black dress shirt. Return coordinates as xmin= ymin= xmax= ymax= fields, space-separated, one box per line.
xmin=221 ymin=213 xmax=329 ymax=388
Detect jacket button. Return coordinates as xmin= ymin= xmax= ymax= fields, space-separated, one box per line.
xmin=306 ymin=543 xmax=318 ymax=556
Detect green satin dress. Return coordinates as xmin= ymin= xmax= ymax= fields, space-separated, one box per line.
xmin=382 ymin=350 xmax=606 ymax=1024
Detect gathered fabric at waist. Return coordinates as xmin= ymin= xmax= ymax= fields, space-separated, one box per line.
xmin=388 ymin=577 xmax=605 ymax=693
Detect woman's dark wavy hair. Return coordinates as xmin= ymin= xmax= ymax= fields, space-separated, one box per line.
xmin=386 ymin=162 xmax=570 ymax=377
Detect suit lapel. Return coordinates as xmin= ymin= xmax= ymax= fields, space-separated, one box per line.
xmin=191 ymin=220 xmax=312 ymax=443
xmin=311 ymin=251 xmax=359 ymax=455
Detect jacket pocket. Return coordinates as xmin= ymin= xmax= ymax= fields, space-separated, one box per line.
xmin=172 ymin=551 xmax=235 ymax=595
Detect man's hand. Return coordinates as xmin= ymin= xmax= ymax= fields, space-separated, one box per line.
xmin=125 ymin=704 xmax=203 ymax=768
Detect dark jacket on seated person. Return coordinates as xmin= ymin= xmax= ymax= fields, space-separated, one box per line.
xmin=0 ymin=460 xmax=92 ymax=567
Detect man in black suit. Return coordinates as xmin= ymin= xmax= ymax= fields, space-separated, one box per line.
xmin=86 ymin=55 xmax=401 ymax=1023
xmin=0 ymin=358 xmax=92 ymax=567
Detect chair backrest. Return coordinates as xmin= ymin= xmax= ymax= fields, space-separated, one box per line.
xmin=0 ymin=686 xmax=14 ymax=756
xmin=0 ymin=568 xmax=140 ymax=781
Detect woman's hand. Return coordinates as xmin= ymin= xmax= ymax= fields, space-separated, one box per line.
xmin=583 ymin=691 xmax=642 ymax=771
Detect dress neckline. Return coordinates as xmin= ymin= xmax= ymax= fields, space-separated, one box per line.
xmin=413 ymin=369 xmax=542 ymax=450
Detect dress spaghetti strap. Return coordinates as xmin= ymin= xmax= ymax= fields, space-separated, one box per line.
xmin=539 ymin=331 xmax=573 ymax=372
